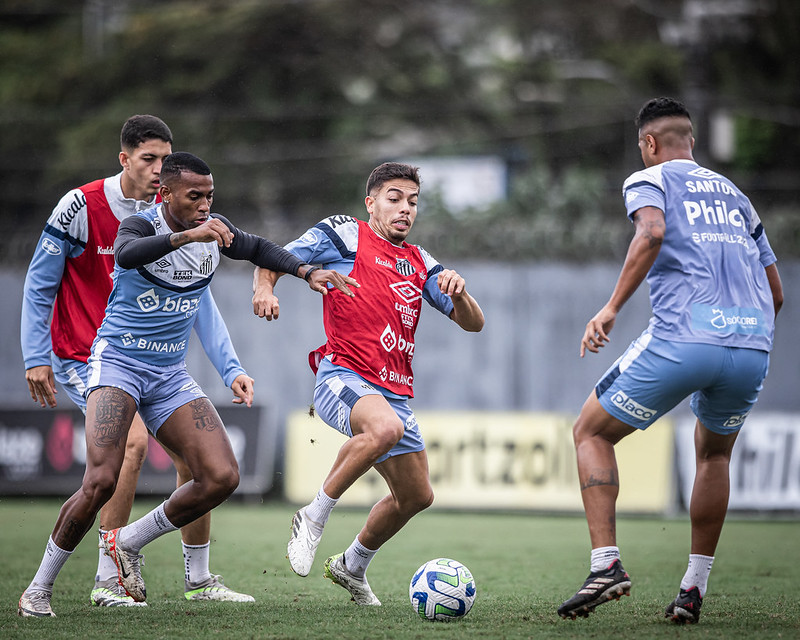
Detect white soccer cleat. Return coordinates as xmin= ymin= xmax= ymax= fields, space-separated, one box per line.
xmin=18 ymin=589 xmax=55 ymax=618
xmin=323 ymin=553 xmax=381 ymax=606
xmin=102 ymin=528 xmax=146 ymax=602
xmin=91 ymin=577 xmax=148 ymax=607
xmin=287 ymin=507 xmax=322 ymax=577
xmin=184 ymin=574 xmax=255 ymax=602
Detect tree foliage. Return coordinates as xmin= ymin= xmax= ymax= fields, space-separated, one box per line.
xmin=1 ymin=0 xmax=798 ymax=263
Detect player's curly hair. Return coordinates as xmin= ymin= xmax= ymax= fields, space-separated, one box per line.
xmin=366 ymin=162 xmax=421 ymax=196
xmin=635 ymin=97 xmax=691 ymax=130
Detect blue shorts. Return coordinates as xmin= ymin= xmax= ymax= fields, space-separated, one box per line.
xmin=87 ymin=339 xmax=207 ymax=436
xmin=313 ymin=369 xmax=424 ymax=464
xmin=52 ymin=355 xmax=90 ymax=413
xmin=595 ymin=331 xmax=769 ymax=434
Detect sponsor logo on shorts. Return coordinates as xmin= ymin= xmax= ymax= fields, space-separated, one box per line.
xmin=722 ymin=413 xmax=748 ymax=429
xmin=610 ymin=390 xmax=656 ymax=421
xmin=41 ymin=238 xmax=61 ymax=256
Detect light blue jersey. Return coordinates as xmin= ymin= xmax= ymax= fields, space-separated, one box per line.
xmin=623 ymin=159 xmax=776 ymax=352
xmin=95 ymin=205 xmax=222 ymax=366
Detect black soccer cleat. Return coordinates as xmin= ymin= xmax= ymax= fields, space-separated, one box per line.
xmin=558 ymin=559 xmax=632 ymax=620
xmin=665 ymin=586 xmax=702 ymax=624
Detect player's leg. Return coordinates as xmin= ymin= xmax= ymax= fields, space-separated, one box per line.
xmin=161 ymin=442 xmax=254 ymax=602
xmin=19 ymin=387 xmax=136 ymax=617
xmin=103 ymin=397 xmax=239 ymax=602
xmin=92 ymin=413 xmax=149 ymax=607
xmin=288 ymin=381 xmax=401 ymax=577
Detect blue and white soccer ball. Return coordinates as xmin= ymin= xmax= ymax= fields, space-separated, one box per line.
xmin=409 ymin=557 xmax=476 ymax=621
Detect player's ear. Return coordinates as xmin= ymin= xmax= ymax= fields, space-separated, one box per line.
xmin=119 ymin=151 xmax=129 ymax=171
xmin=159 ymin=184 xmax=171 ymax=203
xmin=365 ymin=195 xmax=375 ymax=215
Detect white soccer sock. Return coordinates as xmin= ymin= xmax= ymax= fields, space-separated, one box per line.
xmin=29 ymin=537 xmax=72 ymax=593
xmin=183 ymin=541 xmax=212 ymax=585
xmin=118 ymin=502 xmax=178 ymax=552
xmin=343 ymin=537 xmax=378 ymax=579
xmin=304 ymin=487 xmax=338 ymax=536
xmin=590 ymin=546 xmax=621 ymax=572
xmin=96 ymin=530 xmax=119 ymax=582
xmin=680 ymin=554 xmax=714 ymax=597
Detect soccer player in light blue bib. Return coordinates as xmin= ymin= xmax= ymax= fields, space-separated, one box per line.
xmin=18 ymin=152 xmax=357 ymax=618
xmin=558 ymin=98 xmax=783 ymax=625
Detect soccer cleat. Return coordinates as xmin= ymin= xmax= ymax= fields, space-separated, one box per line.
xmin=287 ymin=507 xmax=322 ymax=577
xmin=90 ymin=577 xmax=148 ymax=607
xmin=558 ymin=559 xmax=632 ymax=620
xmin=18 ymin=589 xmax=55 ymax=618
xmin=665 ymin=586 xmax=702 ymax=624
xmin=323 ymin=553 xmax=381 ymax=606
xmin=184 ymin=574 xmax=255 ymax=602
xmin=102 ymin=528 xmax=146 ymax=602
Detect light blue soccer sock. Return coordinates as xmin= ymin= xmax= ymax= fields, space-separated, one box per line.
xmin=118 ymin=502 xmax=178 ymax=552
xmin=343 ymin=537 xmax=378 ymax=579
xmin=96 ymin=530 xmax=119 ymax=582
xmin=183 ymin=541 xmax=212 ymax=585
xmin=304 ymin=487 xmax=338 ymax=537
xmin=28 ymin=537 xmax=72 ymax=593
xmin=680 ymin=554 xmax=714 ymax=597
xmin=590 ymin=546 xmax=621 ymax=573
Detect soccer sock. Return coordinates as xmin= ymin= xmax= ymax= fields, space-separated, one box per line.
xmin=343 ymin=537 xmax=378 ymax=579
xmin=96 ymin=530 xmax=119 ymax=582
xmin=590 ymin=546 xmax=621 ymax=572
xmin=304 ymin=487 xmax=338 ymax=537
xmin=183 ymin=541 xmax=212 ymax=585
xmin=28 ymin=537 xmax=72 ymax=593
xmin=118 ymin=502 xmax=178 ymax=552
xmin=680 ymin=554 xmax=714 ymax=597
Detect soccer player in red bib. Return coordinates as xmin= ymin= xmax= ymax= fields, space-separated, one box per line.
xmin=253 ymin=162 xmax=484 ymax=605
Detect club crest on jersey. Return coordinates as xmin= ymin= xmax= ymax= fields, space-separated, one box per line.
xmin=395 ymin=258 xmax=415 ymax=276
xmin=199 ymin=254 xmax=213 ymax=276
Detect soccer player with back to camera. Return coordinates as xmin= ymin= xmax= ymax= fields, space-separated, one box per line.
xmin=18 ymin=152 xmax=356 ymax=617
xmin=557 ymin=97 xmax=783 ymax=624
xmin=21 ymin=116 xmax=255 ymax=608
xmin=253 ymin=162 xmax=484 ymax=605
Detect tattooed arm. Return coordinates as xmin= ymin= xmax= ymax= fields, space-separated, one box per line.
xmin=580 ymin=206 xmax=665 ymax=357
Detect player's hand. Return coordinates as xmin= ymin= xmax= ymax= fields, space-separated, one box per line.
xmin=308 ymin=269 xmax=359 ymax=297
xmin=182 ymin=218 xmax=234 ymax=248
xmin=253 ymin=288 xmax=280 ymax=321
xmin=231 ymin=374 xmax=254 ymax=407
xmin=581 ymin=306 xmax=617 ymax=357
xmin=26 ymin=365 xmax=58 ymax=408
xmin=437 ymin=269 xmax=466 ymax=298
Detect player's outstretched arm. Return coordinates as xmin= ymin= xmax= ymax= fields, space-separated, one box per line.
xmin=253 ymin=267 xmax=283 ymax=321
xmin=439 ymin=269 xmax=484 ymax=332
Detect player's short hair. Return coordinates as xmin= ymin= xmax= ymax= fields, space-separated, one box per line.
xmin=635 ymin=97 xmax=691 ymax=130
xmin=160 ymin=152 xmax=212 ymax=185
xmin=366 ymin=162 xmax=421 ymax=196
xmin=120 ymin=115 xmax=173 ymax=151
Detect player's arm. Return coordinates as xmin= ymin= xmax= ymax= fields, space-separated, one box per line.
xmin=765 ymin=263 xmax=783 ymax=317
xmin=193 ymin=289 xmax=253 ymax=406
xmin=581 ymin=205 xmax=664 ymax=357
xmin=437 ymin=269 xmax=484 ymax=332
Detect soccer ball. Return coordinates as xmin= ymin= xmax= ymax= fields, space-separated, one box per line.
xmin=409 ymin=557 xmax=476 ymax=621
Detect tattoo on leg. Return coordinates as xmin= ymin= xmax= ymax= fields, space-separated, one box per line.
xmin=191 ymin=399 xmax=222 ymax=432
xmin=581 ymin=469 xmax=619 ymax=491
xmin=92 ymin=388 xmax=133 ymax=449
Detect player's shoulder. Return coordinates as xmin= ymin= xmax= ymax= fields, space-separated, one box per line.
xmin=622 ymin=164 xmax=666 ymax=193
xmin=310 ymin=214 xmax=360 ymax=248
xmin=408 ymin=243 xmax=441 ymax=271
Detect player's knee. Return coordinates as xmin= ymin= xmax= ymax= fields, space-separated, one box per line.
xmin=81 ymin=468 xmax=118 ymax=507
xmin=370 ymin=417 xmax=405 ymax=454
xmin=204 ymin=462 xmax=240 ymax=500
xmin=399 ymin=487 xmax=434 ymax=516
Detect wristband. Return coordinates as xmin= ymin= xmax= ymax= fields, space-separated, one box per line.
xmin=303 ymin=265 xmax=320 ymax=281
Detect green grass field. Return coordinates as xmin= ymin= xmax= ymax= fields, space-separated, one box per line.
xmin=1 ymin=499 xmax=797 ymax=639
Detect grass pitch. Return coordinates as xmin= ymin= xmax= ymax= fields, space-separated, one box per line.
xmin=1 ymin=498 xmax=797 ymax=639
